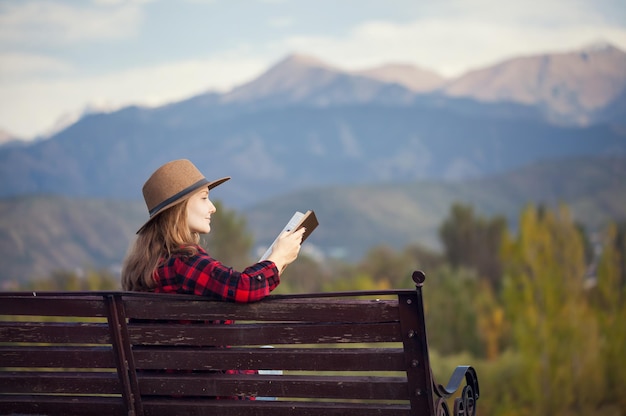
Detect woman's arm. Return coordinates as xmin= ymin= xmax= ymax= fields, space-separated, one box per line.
xmin=160 ymin=248 xmax=280 ymax=302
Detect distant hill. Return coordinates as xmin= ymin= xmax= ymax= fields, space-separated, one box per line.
xmin=0 ymin=195 xmax=144 ymax=286
xmin=1 ymin=155 xmax=624 ymax=285
xmin=246 ymin=154 xmax=626 ymax=259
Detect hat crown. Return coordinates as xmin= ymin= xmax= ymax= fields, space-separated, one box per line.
xmin=136 ymin=159 xmax=230 ymax=233
xmin=143 ymin=159 xmax=206 ymax=215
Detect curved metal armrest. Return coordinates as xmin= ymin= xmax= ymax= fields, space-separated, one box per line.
xmin=434 ymin=365 xmax=480 ymax=401
xmin=432 ymin=366 xmax=480 ymax=416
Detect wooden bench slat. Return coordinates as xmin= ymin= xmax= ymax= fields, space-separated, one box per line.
xmin=141 ymin=398 xmax=412 ymax=416
xmin=0 ymin=395 xmax=126 ymax=416
xmin=0 ymin=280 xmax=481 ymax=416
xmin=0 ymin=296 xmax=108 ymax=317
xmin=138 ymin=373 xmax=410 ymax=400
xmin=0 ymin=346 xmax=117 ymax=368
xmin=133 ymin=347 xmax=406 ymax=371
xmin=123 ymin=298 xmax=401 ymax=322
xmin=0 ymin=322 xmax=111 ymax=344
xmin=128 ymin=321 xmax=402 ymax=346
xmin=0 ymin=371 xmax=120 ymax=394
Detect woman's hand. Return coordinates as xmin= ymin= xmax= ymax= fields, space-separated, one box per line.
xmin=266 ymin=228 xmax=305 ymax=274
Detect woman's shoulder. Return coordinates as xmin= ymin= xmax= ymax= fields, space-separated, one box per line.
xmin=173 ymin=244 xmax=205 ymax=256
xmin=170 ymin=244 xmax=213 ymax=263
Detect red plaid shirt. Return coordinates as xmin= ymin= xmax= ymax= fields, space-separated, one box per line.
xmin=141 ymin=245 xmax=270 ymax=399
xmin=153 ymin=245 xmax=280 ymax=303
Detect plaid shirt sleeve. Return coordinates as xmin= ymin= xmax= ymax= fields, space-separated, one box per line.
xmin=154 ymin=246 xmax=280 ymax=303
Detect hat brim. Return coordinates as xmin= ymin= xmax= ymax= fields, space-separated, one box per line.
xmin=136 ymin=176 xmax=230 ymax=234
xmin=208 ymin=176 xmax=230 ymax=190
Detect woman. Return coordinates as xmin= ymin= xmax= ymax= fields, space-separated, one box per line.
xmin=121 ymin=159 xmax=304 ymax=399
xmin=122 ymin=158 xmax=304 ymax=300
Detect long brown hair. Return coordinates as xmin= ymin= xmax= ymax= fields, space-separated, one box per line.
xmin=121 ymin=200 xmax=200 ymax=291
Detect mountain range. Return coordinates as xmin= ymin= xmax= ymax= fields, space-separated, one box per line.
xmin=1 ymin=43 xmax=625 ymax=208
xmin=0 ymin=42 xmax=625 ymax=282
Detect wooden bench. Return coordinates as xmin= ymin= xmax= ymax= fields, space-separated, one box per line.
xmin=0 ymin=270 xmax=479 ymax=416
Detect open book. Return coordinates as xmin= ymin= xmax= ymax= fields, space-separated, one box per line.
xmin=259 ymin=210 xmax=319 ymax=261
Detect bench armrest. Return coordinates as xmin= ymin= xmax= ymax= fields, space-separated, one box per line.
xmin=433 ymin=365 xmax=479 ymax=416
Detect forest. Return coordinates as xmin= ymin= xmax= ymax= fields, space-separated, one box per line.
xmin=15 ymin=201 xmax=626 ymax=416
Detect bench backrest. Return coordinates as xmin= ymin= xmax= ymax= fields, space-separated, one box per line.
xmin=0 ymin=293 xmax=128 ymax=415
xmin=0 ymin=271 xmax=478 ymax=416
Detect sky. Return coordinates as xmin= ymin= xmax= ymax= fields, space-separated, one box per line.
xmin=1 ymin=0 xmax=625 ymax=140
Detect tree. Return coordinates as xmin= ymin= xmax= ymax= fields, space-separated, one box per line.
xmin=501 ymin=204 xmax=604 ymax=415
xmin=589 ymin=223 xmax=626 ymax=410
xmin=358 ymin=244 xmax=416 ymax=289
xmin=200 ymin=200 xmax=254 ymax=270
xmin=21 ymin=268 xmax=119 ymax=291
xmin=275 ymin=254 xmax=328 ymax=294
xmin=402 ymin=243 xmax=446 ymax=279
xmin=423 ymin=265 xmax=484 ymax=357
xmin=474 ymin=279 xmax=508 ymax=361
xmin=439 ymin=203 xmax=507 ymax=290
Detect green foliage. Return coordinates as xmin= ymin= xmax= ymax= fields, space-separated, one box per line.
xmin=613 ymin=220 xmax=626 ymax=286
xmin=430 ymin=206 xmax=626 ymax=415
xmin=273 ymin=254 xmax=330 ymax=294
xmin=402 ymin=243 xmax=446 ymax=276
xmin=422 ymin=266 xmax=484 ymax=357
xmin=430 ymin=349 xmax=525 ymax=416
xmin=357 ymin=245 xmax=417 ymax=289
xmin=200 ymin=200 xmax=254 ymax=270
xmin=588 ymin=223 xmax=626 ymax=410
xmin=439 ymin=203 xmax=507 ymax=290
xmin=474 ymin=279 xmax=509 ymax=361
xmin=273 ymin=243 xmax=443 ymax=295
xmin=15 ymin=268 xmax=120 ymax=291
xmin=501 ymin=204 xmax=605 ymax=415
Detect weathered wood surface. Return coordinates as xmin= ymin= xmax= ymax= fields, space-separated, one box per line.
xmin=0 ymin=271 xmax=479 ymax=416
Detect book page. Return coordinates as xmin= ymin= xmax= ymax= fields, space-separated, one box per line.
xmin=259 ymin=210 xmax=318 ymax=262
xmin=259 ymin=211 xmax=305 ymax=261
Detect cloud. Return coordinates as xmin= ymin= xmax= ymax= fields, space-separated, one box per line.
xmin=284 ymin=13 xmax=626 ymax=77
xmin=0 ymin=1 xmax=144 ymax=46
xmin=442 ymin=0 xmax=607 ymax=22
xmin=0 ymin=54 xmax=268 ymax=138
xmin=0 ymin=52 xmax=74 ymax=81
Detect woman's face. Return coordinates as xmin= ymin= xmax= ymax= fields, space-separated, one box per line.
xmin=186 ymin=187 xmax=216 ymax=234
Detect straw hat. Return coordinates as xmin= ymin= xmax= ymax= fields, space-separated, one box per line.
xmin=137 ymin=159 xmax=230 ymax=233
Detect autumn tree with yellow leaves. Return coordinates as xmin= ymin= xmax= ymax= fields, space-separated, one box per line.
xmin=501 ymin=204 xmax=605 ymax=415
